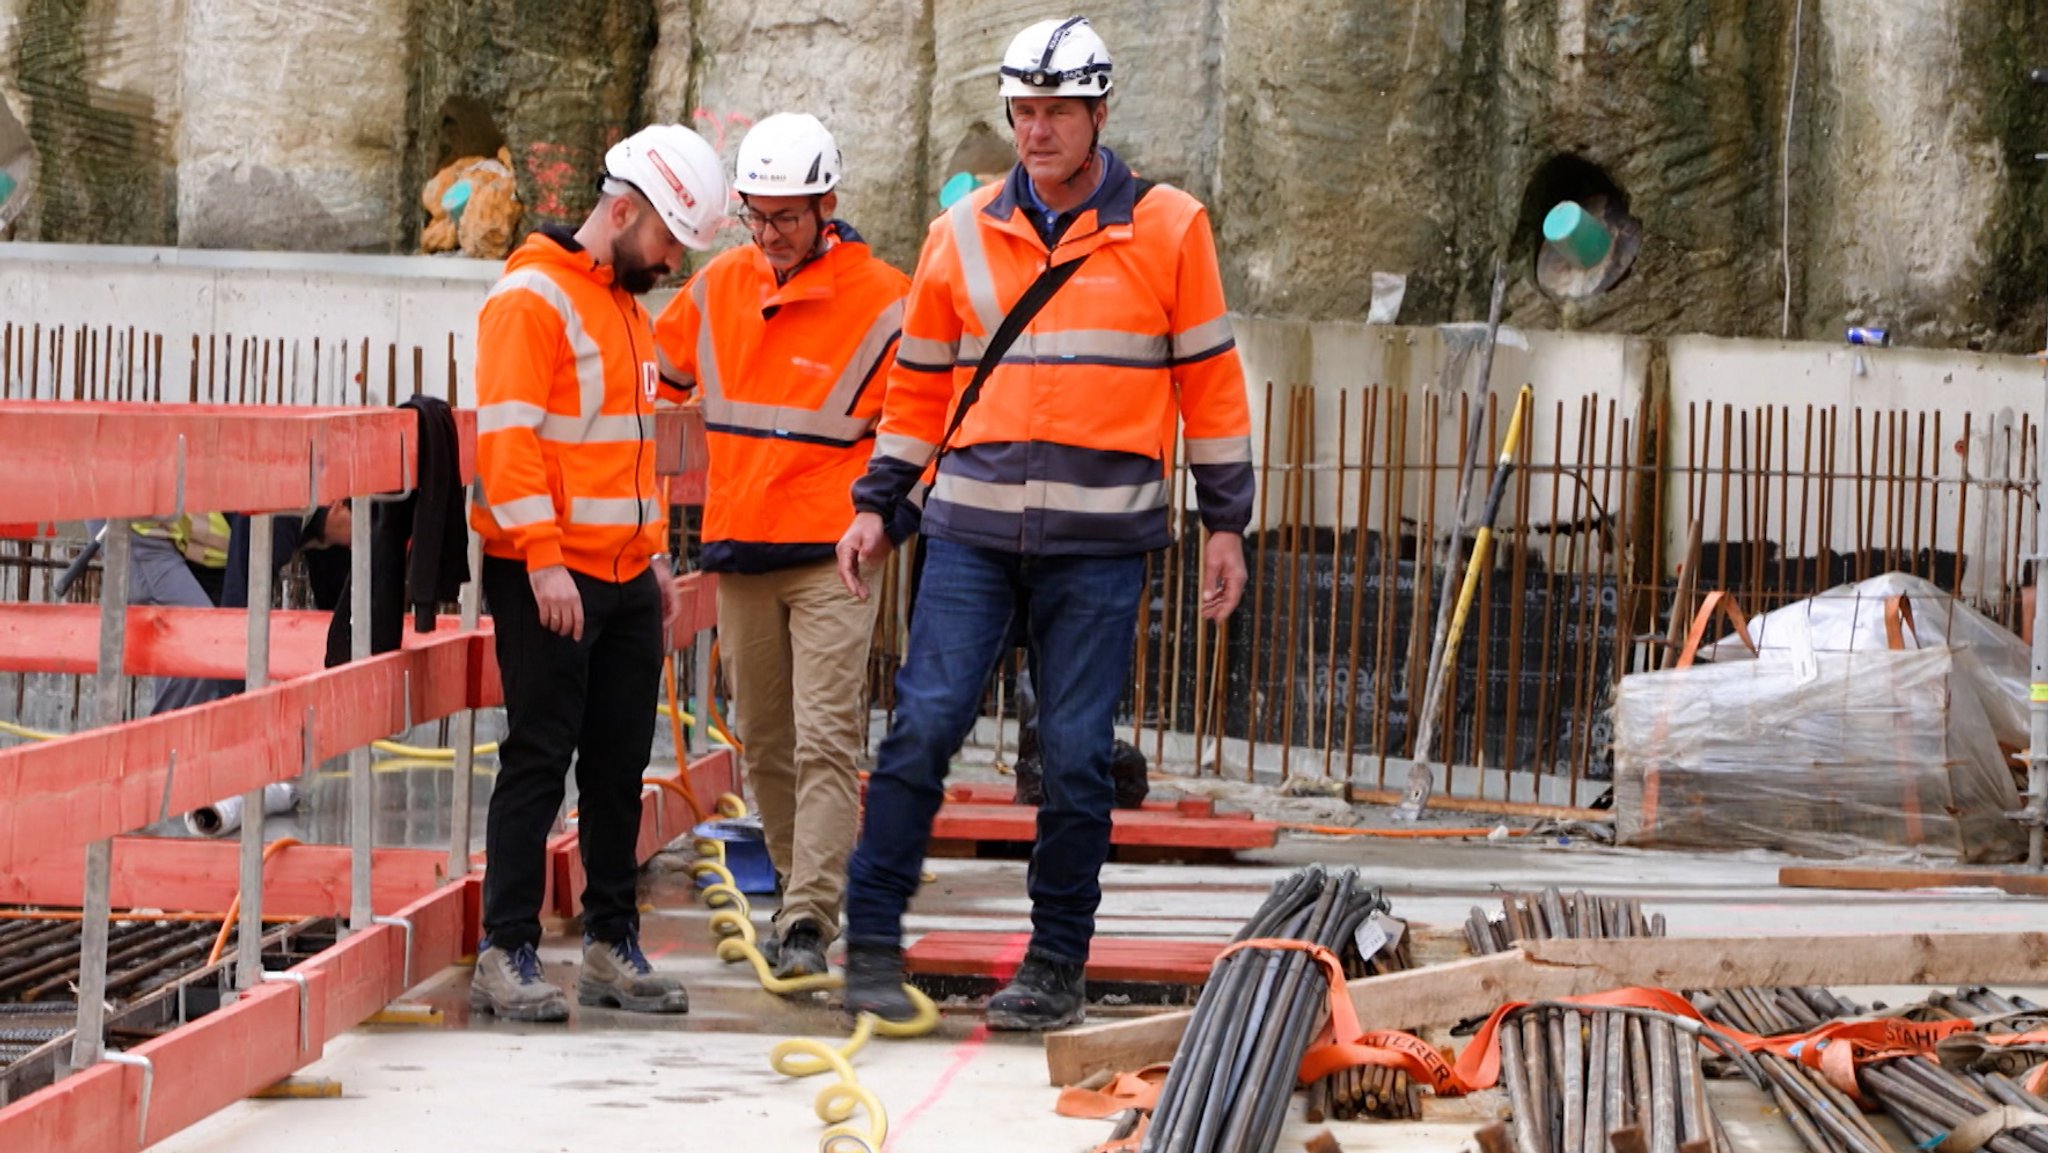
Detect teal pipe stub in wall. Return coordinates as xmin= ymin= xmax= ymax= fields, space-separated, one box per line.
xmin=1543 ymin=200 xmax=1612 ymax=269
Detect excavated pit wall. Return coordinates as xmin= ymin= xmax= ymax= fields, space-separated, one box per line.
xmin=4 ymin=0 xmax=2048 ymax=349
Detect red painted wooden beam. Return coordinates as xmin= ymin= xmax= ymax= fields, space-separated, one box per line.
xmin=929 ymin=802 xmax=1278 ymax=850
xmin=0 ymin=604 xmax=487 ymax=680
xmin=0 ymin=403 xmax=455 ymax=522
xmin=0 ymin=632 xmax=486 ymax=874
xmin=654 ymin=407 xmax=708 ymax=500
xmin=906 ymin=930 xmax=1223 ymax=986
xmin=0 ymin=836 xmax=450 ymax=917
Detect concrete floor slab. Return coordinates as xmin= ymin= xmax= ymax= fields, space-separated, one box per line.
xmin=138 ymin=763 xmax=2048 ymax=1153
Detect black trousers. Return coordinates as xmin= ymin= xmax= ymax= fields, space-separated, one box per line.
xmin=480 ymin=557 xmax=663 ymax=952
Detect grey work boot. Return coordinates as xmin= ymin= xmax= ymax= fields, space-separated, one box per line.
xmin=986 ymin=949 xmax=1086 ymax=1031
xmin=771 ymin=919 xmax=828 ymax=981
xmin=842 ymin=941 xmax=918 ymax=1024
xmin=578 ymin=931 xmax=689 ymax=1014
xmin=470 ymin=940 xmax=570 ymax=1023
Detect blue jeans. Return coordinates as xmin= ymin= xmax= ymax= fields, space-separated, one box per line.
xmin=845 ymin=538 xmax=1145 ymax=964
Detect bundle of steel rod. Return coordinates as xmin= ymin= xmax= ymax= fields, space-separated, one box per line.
xmin=1464 ymin=888 xmax=1861 ymax=1036
xmin=1306 ymin=902 xmax=1418 ymax=1123
xmin=1494 ymin=1001 xmax=1765 ymax=1153
xmin=1861 ymin=1054 xmax=2048 ymax=1153
xmin=1142 ymin=865 xmax=1391 ymax=1153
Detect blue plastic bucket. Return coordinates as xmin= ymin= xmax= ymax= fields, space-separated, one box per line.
xmin=691 ymin=816 xmax=777 ymax=895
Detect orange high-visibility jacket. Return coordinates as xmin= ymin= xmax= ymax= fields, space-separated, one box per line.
xmin=471 ymin=228 xmax=666 ymax=582
xmin=653 ymin=222 xmax=909 ymax=573
xmin=851 ymin=150 xmax=1254 ymax=555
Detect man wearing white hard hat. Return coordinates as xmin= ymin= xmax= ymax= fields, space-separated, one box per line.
xmin=653 ymin=113 xmax=910 ymax=983
xmin=469 ymin=124 xmax=726 ymax=1022
xmin=835 ymin=17 xmax=1255 ymax=1030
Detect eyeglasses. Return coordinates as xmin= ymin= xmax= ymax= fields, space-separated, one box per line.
xmin=736 ymin=205 xmax=810 ymax=237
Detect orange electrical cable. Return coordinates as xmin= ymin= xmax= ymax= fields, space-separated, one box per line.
xmin=205 ymin=837 xmax=301 ymax=966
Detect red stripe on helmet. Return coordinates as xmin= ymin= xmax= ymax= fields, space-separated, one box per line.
xmin=646 ymin=149 xmax=696 ymax=209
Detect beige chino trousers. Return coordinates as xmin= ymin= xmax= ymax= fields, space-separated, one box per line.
xmin=715 ymin=559 xmax=878 ymax=943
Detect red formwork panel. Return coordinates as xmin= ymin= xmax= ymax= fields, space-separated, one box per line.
xmin=0 ymin=838 xmax=450 ymax=917
xmin=0 ymin=632 xmax=484 ymax=876
xmin=0 ymin=873 xmax=483 ymax=1153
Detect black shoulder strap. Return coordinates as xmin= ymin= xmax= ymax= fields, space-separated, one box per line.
xmin=932 ymin=180 xmax=1155 ymax=460
xmin=933 ymin=254 xmax=1088 ymax=459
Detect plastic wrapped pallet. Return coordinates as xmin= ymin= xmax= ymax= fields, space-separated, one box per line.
xmin=1615 ymin=645 xmax=2026 ymax=862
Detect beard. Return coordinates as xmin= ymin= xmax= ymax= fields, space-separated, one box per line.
xmin=612 ymin=230 xmax=672 ymax=295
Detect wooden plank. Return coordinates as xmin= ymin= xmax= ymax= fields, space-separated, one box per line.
xmin=907 ymin=930 xmax=1222 ymax=985
xmin=0 ymin=633 xmax=484 ymax=873
xmin=930 ymin=802 xmax=1277 ymax=850
xmin=1043 ymin=929 xmax=2048 ymax=1086
xmin=0 ymin=604 xmax=490 ymax=680
xmin=0 ymin=836 xmax=448 ymax=916
xmin=1779 ymin=865 xmax=2048 ymax=898
xmin=0 ymin=874 xmax=481 ymax=1153
xmin=0 ymin=403 xmax=431 ymax=521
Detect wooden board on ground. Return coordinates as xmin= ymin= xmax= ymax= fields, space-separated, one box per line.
xmin=906 ymin=931 xmax=1222 ymax=986
xmin=1043 ymin=929 xmax=2048 ymax=1086
xmin=930 ymin=802 xmax=1277 ymax=851
xmin=1779 ymin=865 xmax=2048 ymax=898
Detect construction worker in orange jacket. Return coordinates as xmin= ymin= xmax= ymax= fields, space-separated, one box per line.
xmin=653 ymin=113 xmax=909 ymax=983
xmin=468 ymin=124 xmax=726 ymax=1024
xmin=834 ymin=16 xmax=1255 ymax=1030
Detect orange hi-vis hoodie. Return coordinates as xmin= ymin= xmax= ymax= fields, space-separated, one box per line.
xmin=471 ymin=227 xmax=666 ymax=582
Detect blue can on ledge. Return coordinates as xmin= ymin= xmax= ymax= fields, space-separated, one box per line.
xmin=1846 ymin=326 xmax=1891 ymax=347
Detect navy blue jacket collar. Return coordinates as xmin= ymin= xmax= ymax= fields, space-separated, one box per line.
xmin=985 ymin=148 xmax=1137 ymax=228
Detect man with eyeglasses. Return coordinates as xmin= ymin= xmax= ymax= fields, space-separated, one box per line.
xmin=469 ymin=123 xmax=726 ymax=1023
xmin=653 ymin=113 xmax=910 ymax=984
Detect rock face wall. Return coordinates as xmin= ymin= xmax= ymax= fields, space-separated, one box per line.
xmin=178 ymin=0 xmax=409 ymax=251
xmin=690 ymin=0 xmax=931 ymax=267
xmin=5 ymin=0 xmax=2048 ymax=350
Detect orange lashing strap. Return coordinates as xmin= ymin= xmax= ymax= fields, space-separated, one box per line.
xmin=1057 ymin=1066 xmax=1164 ymax=1153
xmin=1452 ymin=985 xmax=2008 ymax=1103
xmin=1215 ymin=938 xmax=1467 ymax=1095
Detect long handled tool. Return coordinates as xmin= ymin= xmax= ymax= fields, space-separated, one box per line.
xmin=1398 ymin=384 xmax=1536 ymax=819
xmin=50 ymin=523 xmax=108 ymax=600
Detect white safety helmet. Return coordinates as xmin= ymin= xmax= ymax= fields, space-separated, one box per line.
xmin=997 ymin=17 xmax=1114 ymax=99
xmin=733 ymin=113 xmax=842 ymax=197
xmin=600 ymin=124 xmax=727 ymax=251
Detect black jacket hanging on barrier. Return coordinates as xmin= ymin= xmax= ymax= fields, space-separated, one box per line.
xmin=325 ymin=395 xmax=470 ymax=666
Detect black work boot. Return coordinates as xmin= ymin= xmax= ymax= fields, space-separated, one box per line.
xmin=842 ymin=941 xmax=918 ymax=1023
xmin=986 ymin=949 xmax=1086 ymax=1031
xmin=773 ymin=919 xmax=829 ymax=981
